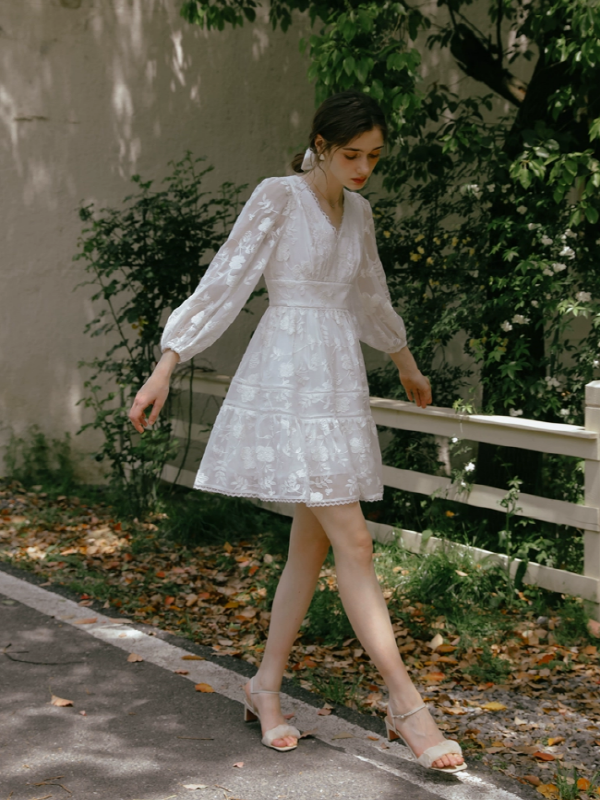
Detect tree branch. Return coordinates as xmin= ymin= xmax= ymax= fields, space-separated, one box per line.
xmin=496 ymin=0 xmax=503 ymax=65
xmin=450 ymin=23 xmax=526 ymax=106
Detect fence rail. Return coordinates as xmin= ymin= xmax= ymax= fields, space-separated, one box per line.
xmin=165 ymin=373 xmax=600 ymax=619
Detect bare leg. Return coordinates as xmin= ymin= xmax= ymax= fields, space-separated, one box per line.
xmin=244 ymin=502 xmax=330 ymax=748
xmin=309 ymin=501 xmax=464 ymax=771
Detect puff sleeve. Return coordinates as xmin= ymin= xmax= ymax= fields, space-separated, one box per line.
xmin=160 ymin=177 xmax=290 ymax=363
xmin=348 ymin=196 xmax=407 ymax=354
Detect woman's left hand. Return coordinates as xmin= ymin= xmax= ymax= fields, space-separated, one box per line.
xmin=399 ymin=370 xmax=432 ymax=409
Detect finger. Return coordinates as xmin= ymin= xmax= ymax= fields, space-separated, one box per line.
xmin=147 ymin=400 xmax=163 ymax=426
xmin=131 ymin=415 xmax=146 ymax=434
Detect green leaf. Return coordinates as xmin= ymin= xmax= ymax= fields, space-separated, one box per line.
xmin=343 ymin=55 xmax=356 ymax=77
xmin=584 ymin=205 xmax=599 ymax=224
xmin=518 ymin=166 xmax=532 ymax=188
xmin=590 ymin=117 xmax=600 ymax=142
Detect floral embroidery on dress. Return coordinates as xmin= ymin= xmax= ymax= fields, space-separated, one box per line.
xmin=160 ymin=175 xmax=407 ymax=507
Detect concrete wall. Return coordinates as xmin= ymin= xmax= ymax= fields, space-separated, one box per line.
xmin=0 ymin=0 xmax=315 ymax=478
xmin=0 ymin=0 xmax=544 ymax=482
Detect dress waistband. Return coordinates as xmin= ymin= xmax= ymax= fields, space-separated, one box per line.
xmin=267 ymin=279 xmax=353 ymax=309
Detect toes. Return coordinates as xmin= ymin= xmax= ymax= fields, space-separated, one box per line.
xmin=432 ymin=753 xmax=464 ymax=770
xmin=273 ymin=736 xmax=297 ymax=748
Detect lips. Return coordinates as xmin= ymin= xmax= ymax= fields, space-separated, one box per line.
xmin=352 ymin=178 xmax=366 ymax=185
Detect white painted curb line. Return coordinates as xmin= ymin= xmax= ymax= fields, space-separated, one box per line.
xmin=0 ymin=569 xmax=525 ymax=800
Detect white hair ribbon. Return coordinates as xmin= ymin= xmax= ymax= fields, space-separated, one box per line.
xmin=300 ymin=148 xmax=316 ymax=172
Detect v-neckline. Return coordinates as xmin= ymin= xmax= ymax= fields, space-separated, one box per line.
xmin=299 ymin=177 xmax=346 ymax=237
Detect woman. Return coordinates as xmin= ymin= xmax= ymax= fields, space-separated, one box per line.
xmin=128 ymin=91 xmax=466 ymax=774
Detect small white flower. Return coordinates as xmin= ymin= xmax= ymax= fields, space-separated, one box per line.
xmin=517 ymin=205 xmax=527 ymax=214
xmin=565 ymin=228 xmax=577 ymax=238
xmin=258 ymin=217 xmax=273 ymax=233
xmin=461 ymin=183 xmax=482 ymax=199
xmin=541 ymin=235 xmax=553 ymax=246
xmin=512 ymin=314 xmax=530 ymax=324
xmin=576 ymin=291 xmax=592 ymax=302
xmin=559 ymin=408 xmax=570 ymax=417
xmin=451 ymin=437 xmax=459 ymax=443
xmin=531 ymin=300 xmax=539 ymax=307
xmin=487 ymin=184 xmax=496 ymax=192
xmin=527 ymin=223 xmax=539 ymax=230
xmin=559 ymin=246 xmax=575 ymax=259
xmin=509 ymin=408 xmax=523 ymax=417
xmin=465 ymin=462 xmax=475 ymax=472
xmin=552 ymin=262 xmax=567 ymax=272
xmin=594 ymin=360 xmax=600 ymax=368
xmin=501 ymin=321 xmax=513 ymax=332
xmin=545 ymin=376 xmax=561 ymax=388
xmin=543 ymin=268 xmax=554 ymax=276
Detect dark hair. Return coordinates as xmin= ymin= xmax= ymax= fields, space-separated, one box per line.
xmin=291 ymin=90 xmax=388 ymax=173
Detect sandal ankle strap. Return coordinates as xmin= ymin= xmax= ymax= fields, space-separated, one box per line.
xmin=388 ymin=702 xmax=426 ymax=722
xmin=250 ymin=676 xmax=280 ymax=695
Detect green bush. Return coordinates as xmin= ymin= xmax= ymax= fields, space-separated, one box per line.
xmin=75 ymin=154 xmax=246 ymax=517
xmin=4 ymin=426 xmax=77 ymax=495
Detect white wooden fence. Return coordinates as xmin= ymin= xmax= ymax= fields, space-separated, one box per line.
xmin=163 ymin=374 xmax=600 ymax=620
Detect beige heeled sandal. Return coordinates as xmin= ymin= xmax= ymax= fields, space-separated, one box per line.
xmin=385 ymin=703 xmax=467 ymax=774
xmin=243 ymin=676 xmax=301 ymax=752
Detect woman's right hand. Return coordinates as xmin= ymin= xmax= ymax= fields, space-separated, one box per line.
xmin=128 ymin=350 xmax=180 ymax=433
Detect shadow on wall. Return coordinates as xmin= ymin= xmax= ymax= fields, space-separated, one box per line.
xmin=0 ymin=0 xmax=313 ymax=477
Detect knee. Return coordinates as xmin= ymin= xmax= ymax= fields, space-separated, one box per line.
xmin=336 ymin=527 xmax=373 ymax=568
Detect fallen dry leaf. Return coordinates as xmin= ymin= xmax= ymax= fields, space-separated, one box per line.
xmin=428 ymin=633 xmax=444 ymax=651
xmin=367 ymin=735 xmax=379 ymax=741
xmin=127 ymin=653 xmax=143 ymax=663
xmin=195 ymin=683 xmax=214 ymax=693
xmin=181 ymin=655 xmax=205 ymax=661
xmin=588 ymin=619 xmax=600 ymax=638
xmin=536 ymin=784 xmax=558 ymax=799
xmin=522 ymin=775 xmax=541 ymax=786
xmin=331 ymin=732 xmax=354 ymax=740
xmin=482 ymin=701 xmax=507 ymax=712
xmin=547 ymin=736 xmax=564 ymax=746
xmin=299 ymin=729 xmax=318 ymax=739
xmin=317 ymin=707 xmax=332 ymax=716
xmin=232 ymin=761 xmax=244 ymax=768
xmin=183 ymin=784 xmax=208 ymax=790
xmin=51 ymin=695 xmax=73 ymax=707
xmin=79 ymin=710 xmax=87 ymax=716
xmin=532 ymin=751 xmax=555 ymax=762
xmin=74 ymin=617 xmax=98 ymax=625
xmin=174 ymin=669 xmax=189 ymax=675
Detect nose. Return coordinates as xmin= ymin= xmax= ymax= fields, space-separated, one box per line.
xmin=357 ymin=158 xmax=370 ymax=176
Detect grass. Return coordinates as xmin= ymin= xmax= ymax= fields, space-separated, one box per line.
xmin=2 ymin=427 xmax=597 ymax=681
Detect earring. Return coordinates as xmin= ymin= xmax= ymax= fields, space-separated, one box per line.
xmin=319 ymin=154 xmax=325 ymax=161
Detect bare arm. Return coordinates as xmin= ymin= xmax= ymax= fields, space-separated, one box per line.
xmin=128 ymin=349 xmax=180 ymax=433
xmin=388 ymin=346 xmax=432 ymax=409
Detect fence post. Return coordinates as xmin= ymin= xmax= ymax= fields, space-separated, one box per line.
xmin=584 ymin=380 xmax=600 ymax=621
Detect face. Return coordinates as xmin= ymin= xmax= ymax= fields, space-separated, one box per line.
xmin=316 ymin=127 xmax=385 ymax=190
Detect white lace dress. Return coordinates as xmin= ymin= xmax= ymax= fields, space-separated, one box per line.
xmin=161 ymin=175 xmax=407 ymax=507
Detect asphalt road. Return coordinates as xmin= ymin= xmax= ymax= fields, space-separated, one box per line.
xmin=0 ymin=567 xmax=536 ymax=800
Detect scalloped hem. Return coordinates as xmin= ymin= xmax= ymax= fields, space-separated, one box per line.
xmin=193 ymin=483 xmax=383 ymax=507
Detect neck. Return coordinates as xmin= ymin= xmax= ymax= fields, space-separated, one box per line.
xmin=305 ymin=167 xmax=344 ymax=207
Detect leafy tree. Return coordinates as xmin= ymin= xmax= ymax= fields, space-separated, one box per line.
xmin=179 ymin=0 xmax=600 ymax=511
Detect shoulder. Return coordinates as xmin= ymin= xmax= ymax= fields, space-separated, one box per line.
xmin=349 ymin=190 xmax=372 ymax=214
xmin=246 ymin=176 xmax=293 ymax=213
